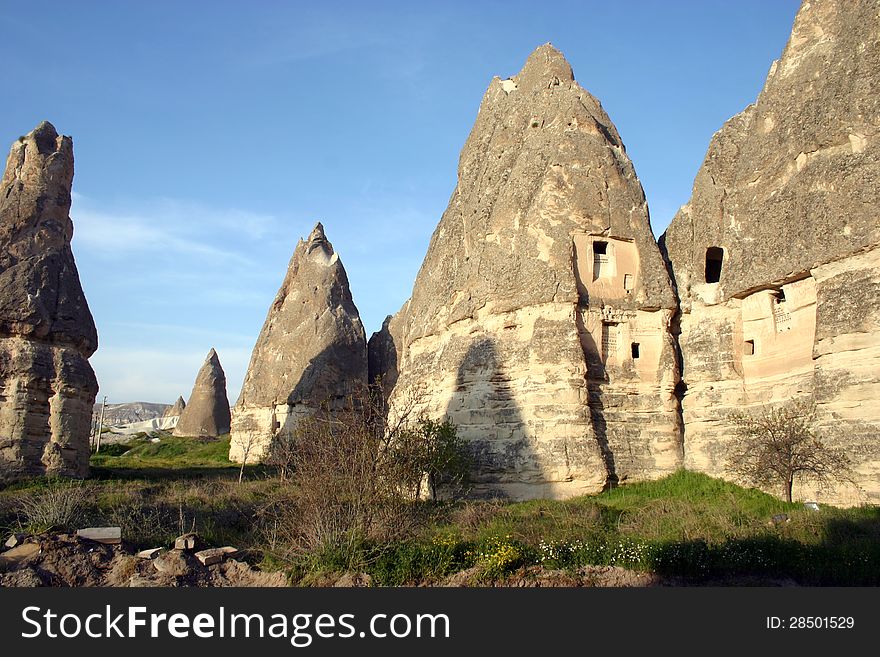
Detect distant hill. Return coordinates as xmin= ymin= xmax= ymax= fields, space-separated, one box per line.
xmin=92 ymin=401 xmax=171 ymax=427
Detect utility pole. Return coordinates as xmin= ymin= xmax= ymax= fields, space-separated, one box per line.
xmin=95 ymin=395 xmax=107 ymax=454
xmin=90 ymin=410 xmax=99 ymax=449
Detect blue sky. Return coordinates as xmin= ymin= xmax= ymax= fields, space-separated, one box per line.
xmin=0 ymin=0 xmax=801 ymax=404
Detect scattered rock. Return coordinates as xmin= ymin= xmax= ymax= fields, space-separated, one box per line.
xmin=0 ymin=121 xmax=98 ymax=478
xmin=440 ymin=566 xmax=482 ymax=587
xmin=0 ymin=543 xmax=41 ymax=571
xmin=136 ymin=548 xmax=163 ymax=560
xmin=152 ymin=550 xmax=191 ymax=577
xmin=128 ymin=574 xmax=160 ymax=588
xmin=333 ymin=572 xmax=373 ymax=588
xmin=76 ymin=527 xmax=122 ymax=544
xmin=230 ymin=223 xmax=368 ymax=463
xmin=4 ymin=533 xmax=25 ymax=549
xmin=105 ymin=555 xmax=139 ymax=586
xmin=173 ymin=533 xmax=199 ymax=551
xmin=771 ymin=514 xmax=791 ymax=525
xmin=194 ymin=548 xmax=227 ymax=566
xmin=0 ymin=533 xmax=283 ymax=587
xmin=174 ymin=349 xmax=231 ymax=438
xmin=0 ymin=566 xmax=46 ymax=587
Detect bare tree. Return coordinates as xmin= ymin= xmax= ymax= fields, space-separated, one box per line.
xmin=235 ymin=433 xmax=258 ymax=485
xmin=264 ymin=383 xmax=471 ymax=566
xmin=726 ymin=399 xmax=853 ymax=503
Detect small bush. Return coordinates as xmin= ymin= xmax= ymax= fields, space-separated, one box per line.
xmin=17 ymin=480 xmax=90 ymax=532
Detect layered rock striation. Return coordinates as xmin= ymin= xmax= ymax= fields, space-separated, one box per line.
xmin=660 ymin=0 xmax=880 ymax=504
xmin=229 ymin=223 xmax=367 ymax=462
xmin=173 ymin=349 xmax=230 ymax=438
xmin=0 ymin=122 xmax=98 ymax=477
xmin=372 ymin=45 xmax=682 ymax=499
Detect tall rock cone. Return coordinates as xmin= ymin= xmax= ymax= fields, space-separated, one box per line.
xmin=163 ymin=396 xmax=186 ymax=418
xmin=0 ymin=122 xmax=98 ymax=478
xmin=229 ymin=223 xmax=367 ymax=463
xmin=371 ymin=45 xmax=681 ymax=499
xmin=173 ymin=349 xmax=230 ymax=437
xmin=660 ymin=0 xmax=880 ymax=505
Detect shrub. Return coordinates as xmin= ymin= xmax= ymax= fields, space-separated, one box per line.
xmin=388 ymin=418 xmax=472 ymax=501
xmin=17 ymin=480 xmax=90 ymax=532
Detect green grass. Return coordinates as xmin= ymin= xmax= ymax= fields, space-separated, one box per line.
xmin=90 ymin=434 xmax=234 ymax=471
xmin=2 ymin=454 xmax=878 ymax=585
xmin=361 ymin=471 xmax=880 ymax=585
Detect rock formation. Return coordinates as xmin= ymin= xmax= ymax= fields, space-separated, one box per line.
xmin=95 ymin=401 xmax=171 ymax=427
xmin=229 ymin=223 xmax=367 ymax=462
xmin=660 ymin=0 xmax=880 ymax=505
xmin=163 ymin=396 xmax=186 ymax=419
xmin=173 ymin=349 xmax=230 ymax=438
xmin=371 ymin=45 xmax=682 ymax=499
xmin=0 ymin=122 xmax=99 ymax=478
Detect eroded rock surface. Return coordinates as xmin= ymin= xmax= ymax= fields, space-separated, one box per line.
xmin=660 ymin=0 xmax=880 ymax=505
xmin=229 ymin=223 xmax=367 ymax=462
xmin=173 ymin=349 xmax=230 ymax=438
xmin=372 ymin=45 xmax=682 ymax=499
xmin=0 ymin=122 xmax=98 ymax=478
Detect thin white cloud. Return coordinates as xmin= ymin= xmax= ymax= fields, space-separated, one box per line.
xmin=91 ymin=346 xmax=253 ymax=406
xmin=70 ymin=193 xmax=279 ymax=266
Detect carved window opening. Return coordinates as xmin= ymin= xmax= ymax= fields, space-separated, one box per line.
xmin=772 ymin=289 xmax=791 ymax=332
xmin=705 ymin=247 xmax=723 ymax=283
xmin=624 ymin=273 xmax=634 ymax=293
xmin=744 ymin=339 xmax=755 ymax=356
xmin=601 ymin=322 xmax=617 ymax=361
xmin=631 ymin=342 xmax=640 ymax=359
xmin=593 ymin=241 xmax=610 ymax=281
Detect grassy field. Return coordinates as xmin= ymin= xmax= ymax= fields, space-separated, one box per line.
xmin=1 ymin=434 xmax=878 ymax=585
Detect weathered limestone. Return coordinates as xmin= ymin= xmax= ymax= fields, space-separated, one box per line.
xmin=164 ymin=396 xmax=186 ymax=418
xmin=0 ymin=122 xmax=98 ymax=478
xmin=229 ymin=223 xmax=367 ymax=462
xmin=372 ymin=45 xmax=682 ymax=499
xmin=660 ymin=0 xmax=880 ymax=505
xmin=173 ymin=349 xmax=230 ymax=438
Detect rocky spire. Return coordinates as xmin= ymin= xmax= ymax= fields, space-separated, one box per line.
xmin=229 ymin=222 xmax=367 ymax=462
xmin=660 ymin=0 xmax=880 ymax=505
xmin=163 ymin=396 xmax=186 ymax=418
xmin=0 ymin=121 xmax=98 ymax=477
xmin=373 ymin=44 xmax=681 ymax=499
xmin=174 ymin=349 xmax=231 ymax=437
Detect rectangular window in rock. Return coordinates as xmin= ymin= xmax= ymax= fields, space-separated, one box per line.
xmin=631 ymin=342 xmax=640 ymax=359
xmin=593 ymin=241 xmax=609 ymax=281
xmin=601 ymin=322 xmax=617 ymax=360
xmin=744 ymin=339 xmax=755 ymax=356
xmin=624 ymin=273 xmax=634 ymax=293
xmin=705 ymin=247 xmax=723 ymax=283
xmin=772 ymin=290 xmax=791 ymax=332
